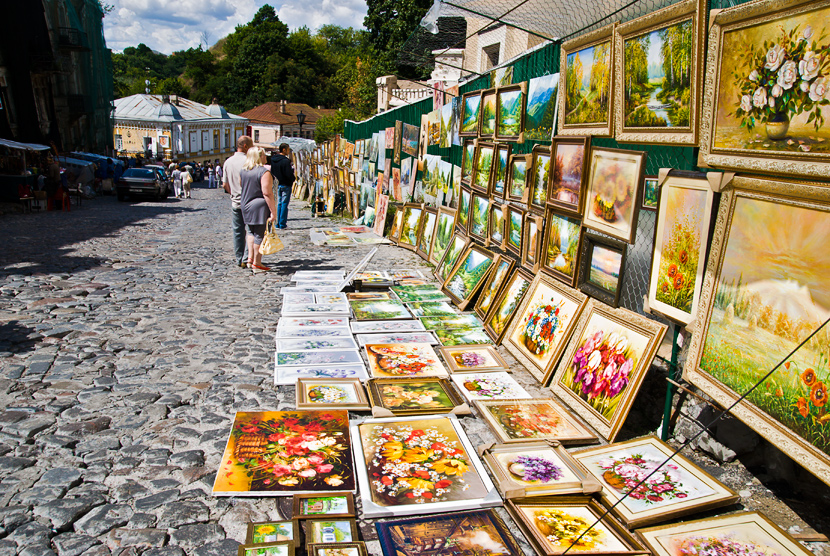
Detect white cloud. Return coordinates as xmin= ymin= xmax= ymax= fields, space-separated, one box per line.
xmin=104 ymin=0 xmax=367 ymax=54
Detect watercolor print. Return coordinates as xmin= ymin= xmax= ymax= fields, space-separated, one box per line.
xmin=452 ymin=372 xmax=531 ymax=401
xmin=276 ymin=351 xmax=363 ymax=367
xmin=699 ymin=195 xmax=830 ymax=460
xmin=497 ymin=87 xmax=524 ymax=138
xmin=588 ymin=243 xmax=624 ymax=293
xmin=624 ymin=18 xmax=694 ymax=128
xmin=356 ymin=333 xmax=437 ymax=346
xmin=470 ymin=194 xmax=490 ymax=239
xmin=430 ymin=210 xmax=456 ymax=265
xmin=490 ymin=205 xmax=505 ymax=244
xmin=525 ymin=73 xmax=560 ymax=140
xmin=373 ymin=379 xmax=457 ymax=411
xmin=551 ymin=140 xmax=587 ymax=212
xmin=650 ymin=179 xmax=710 ymax=321
xmin=477 ymin=258 xmax=511 ymax=317
xmin=366 ymin=343 xmax=448 ymax=378
xmin=436 ymin=328 xmax=494 ymax=346
xmin=461 ymin=93 xmax=482 ymax=135
xmin=493 ymin=447 xmax=581 ymax=486
xmin=481 ymin=399 xmax=588 ymax=441
xmin=357 ymin=417 xmax=489 ymax=507
xmin=509 ymin=156 xmax=528 ymax=200
xmin=531 ymin=150 xmax=551 ymax=207
xmin=584 ymin=148 xmax=643 ymax=241
xmin=560 ymin=310 xmax=652 ymax=422
xmin=350 ymin=300 xmax=411 ymax=320
xmin=565 ymin=40 xmax=613 ymax=125
xmin=444 ymin=248 xmax=495 ymax=303
xmin=488 ymin=273 xmax=532 ymax=339
xmin=517 ymin=504 xmax=628 ymax=552
xmin=437 ymin=235 xmax=467 ymax=281
xmin=508 ymin=281 xmax=582 ymax=372
xmin=350 ymin=321 xmax=426 ymax=334
xmin=280 ymin=317 xmax=349 ymax=328
xmin=276 ymin=327 xmax=353 ymax=339
xmin=275 ymin=365 xmax=369 ymax=386
xmin=715 ymin=4 xmax=830 ymax=153
xmin=545 ymin=211 xmax=582 ymax=283
xmin=494 ymin=145 xmax=510 ymax=196
xmin=276 ymin=338 xmax=357 ymax=352
xmin=480 ymin=90 xmax=498 ymax=136
xmin=213 ymin=411 xmax=355 ymax=494
xmin=473 ymin=144 xmax=494 ymax=192
xmin=507 ymin=208 xmax=523 ymax=252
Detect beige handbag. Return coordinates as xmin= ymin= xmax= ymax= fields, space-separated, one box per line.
xmin=259 ymin=221 xmax=284 ymax=255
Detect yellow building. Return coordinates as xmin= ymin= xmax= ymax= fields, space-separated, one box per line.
xmin=113 ymin=94 xmax=247 ymax=163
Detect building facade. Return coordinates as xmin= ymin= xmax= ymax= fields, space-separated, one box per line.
xmin=113 ymin=94 xmax=247 ymax=164
xmin=0 ymin=0 xmax=113 ymax=153
xmin=240 ymin=101 xmax=336 ymax=148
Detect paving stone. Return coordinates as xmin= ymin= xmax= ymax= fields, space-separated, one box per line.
xmin=75 ymin=436 xmax=121 ymax=454
xmin=133 ymin=490 xmax=179 ymax=512
xmin=112 ymin=481 xmax=148 ymax=502
xmin=37 ymin=467 xmax=83 ymax=488
xmin=12 ymin=485 xmax=67 ymax=506
xmin=56 ymin=418 xmax=110 ymax=438
xmin=141 ymin=449 xmax=170 ymax=466
xmin=6 ymin=520 xmax=52 ymax=547
xmin=143 ymin=549 xmax=183 ymax=556
xmin=19 ymin=543 xmax=56 ymax=556
xmin=33 ymin=496 xmax=103 ymax=531
xmin=109 ymin=528 xmax=167 ymax=550
xmin=0 ymin=457 xmax=35 ymax=473
xmin=36 ymin=435 xmax=78 ymax=449
xmin=125 ymin=513 xmax=156 ymax=529
xmin=52 ymin=533 xmax=100 ymax=556
xmin=4 ymin=416 xmax=55 ymax=438
xmin=168 ymin=523 xmax=224 ymax=550
xmin=157 ymin=500 xmax=209 ymax=529
xmin=74 ymin=504 xmax=132 ymax=537
xmin=192 ymin=539 xmax=240 ymax=556
xmin=168 ymin=450 xmax=204 ymax=468
xmin=0 ymin=540 xmax=16 ymax=556
xmin=79 ymin=545 xmax=111 ymax=556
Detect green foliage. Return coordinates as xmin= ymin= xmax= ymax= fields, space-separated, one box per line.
xmin=363 ymin=0 xmax=433 ymax=79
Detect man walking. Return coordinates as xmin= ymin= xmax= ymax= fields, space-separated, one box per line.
xmin=223 ymin=136 xmax=253 ymax=267
xmin=270 ymin=143 xmax=295 ymax=229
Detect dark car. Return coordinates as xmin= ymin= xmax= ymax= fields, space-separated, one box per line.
xmin=116 ymin=167 xmax=170 ymax=201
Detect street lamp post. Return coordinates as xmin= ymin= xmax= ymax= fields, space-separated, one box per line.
xmin=296 ymin=110 xmax=306 ymax=139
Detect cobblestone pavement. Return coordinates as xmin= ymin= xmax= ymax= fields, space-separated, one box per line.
xmin=0 ymin=185 xmax=827 ymax=555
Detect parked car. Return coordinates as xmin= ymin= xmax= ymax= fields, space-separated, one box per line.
xmin=116 ymin=167 xmax=170 ymax=201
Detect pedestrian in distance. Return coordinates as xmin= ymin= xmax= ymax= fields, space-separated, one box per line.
xmin=182 ymin=167 xmax=193 ymax=198
xmin=208 ymin=162 xmax=216 ymax=189
xmin=223 ymin=136 xmax=253 ymax=268
xmin=240 ymin=147 xmax=277 ymax=274
xmin=171 ymin=166 xmax=183 ymax=198
xmin=215 ymin=159 xmax=222 ymax=187
xmin=270 ymin=143 xmax=295 ymax=229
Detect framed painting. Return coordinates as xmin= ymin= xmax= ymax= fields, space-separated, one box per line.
xmin=506 ymin=153 xmax=530 ymax=203
xmin=521 ymin=212 xmax=544 ymax=272
xmin=407 ymin=301 xmax=457 ymax=318
xmin=391 ymin=289 xmax=450 ymax=304
xmin=355 ymin=332 xmax=439 ymax=347
xmin=428 ymin=207 xmax=456 ymax=266
xmin=493 ymin=143 xmax=511 ymax=198
xmin=441 ymin=245 xmax=496 ymax=310
xmin=238 ymin=542 xmax=293 ymax=556
xmin=306 ymin=518 xmax=358 ymax=544
xmin=435 ymin=328 xmax=494 ymax=346
xmin=293 ymin=492 xmax=355 ymax=519
xmin=637 ymin=512 xmax=816 ymax=556
xmin=506 ymin=495 xmax=649 ymax=556
xmin=308 ymin=543 xmax=367 ymax=556
xmin=471 ymin=142 xmax=495 ymax=194
xmin=475 ymin=398 xmax=598 ymax=445
xmin=365 ymin=343 xmax=448 ymax=378
xmin=420 ymin=314 xmax=483 ymax=330
xmin=401 ymin=123 xmax=419 ymax=157
xmin=559 ymin=24 xmax=616 ymax=137
xmin=504 ymin=205 xmax=524 ymax=256
xmin=469 ymin=192 xmax=491 ymax=242
xmin=350 ymin=299 xmax=412 ymax=321
xmin=276 ymin=350 xmax=363 ymax=367
xmin=451 ymin=371 xmax=531 ymax=402
xmin=434 ymin=233 xmax=469 ymax=283
xmin=484 ymin=268 xmax=534 ymax=343
xmin=504 ymin=273 xmax=588 ymax=384
xmin=572 ymin=435 xmax=740 ymax=528
xmin=483 ymin=441 xmax=602 ymax=498
xmin=279 ymin=317 xmax=350 ymax=329
xmin=415 ymin=207 xmax=438 ymax=260
xmin=496 ymin=83 xmax=526 ymax=141
xmin=456 ymin=187 xmax=472 ymax=233
xmin=460 ymin=139 xmax=476 ymax=186
xmin=576 ymin=230 xmax=628 ymax=308
xmin=375 ymin=510 xmax=521 ymax=556
xmin=437 ymin=344 xmax=508 ymax=373
xmin=524 ymin=73 xmax=560 ymax=141
xmin=683 ymin=177 xmax=830 ymax=486
xmin=296 ymin=378 xmax=370 ymax=411
xmin=350 ymin=320 xmax=426 ymax=334
xmin=488 ymin=203 xmax=506 ymax=248
xmin=246 ymin=520 xmax=299 ymax=544
xmin=393 ymin=120 xmax=402 ymax=164
xmin=376 ymin=510 xmax=521 ymax=556
xmin=642 ymin=176 xmax=659 ymax=210
xmin=460 ymin=91 xmax=482 ymax=136
xmin=473 ymin=256 xmax=514 ymax=319
xmin=213 ymin=411 xmax=355 ymax=495
xmin=647 ymin=172 xmax=714 ymax=324
xmin=397 ymin=203 xmax=424 ymax=251
xmin=542 ymin=207 xmax=583 ymax=287
xmin=614 ymin=0 xmax=705 ymax=145
xmin=582 ymin=147 xmax=646 ymax=243
xmin=274 ymin=364 xmax=368 ymax=386
xmin=388 ymin=206 xmax=404 ymax=242
xmin=478 ymin=88 xmax=498 ymax=137
xmin=276 ymin=338 xmax=358 ymax=353
xmin=351 ymin=415 xmax=501 ymax=518
xmin=698 ymin=0 xmax=830 ymax=179
xmin=552 ymin=300 xmax=668 ymax=441
xmin=528 ymin=145 xmax=552 ymax=211
xmin=549 ymin=136 xmax=590 ymax=216
xmin=367 ymin=377 xmax=468 ymax=416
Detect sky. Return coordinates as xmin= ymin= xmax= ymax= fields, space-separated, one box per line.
xmin=103 ymin=0 xmax=369 ymax=54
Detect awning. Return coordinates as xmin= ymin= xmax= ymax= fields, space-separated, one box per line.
xmin=0 ymin=138 xmax=51 ymax=151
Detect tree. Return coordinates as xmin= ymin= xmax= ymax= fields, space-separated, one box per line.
xmin=157 ymin=77 xmax=189 ymax=96
xmin=363 ymin=0 xmax=433 ymax=78
xmin=315 ymin=108 xmax=358 ymax=142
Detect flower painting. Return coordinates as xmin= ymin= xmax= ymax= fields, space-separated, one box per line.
xmin=354 ymin=416 xmax=496 ymax=517
xmin=583 ymin=148 xmax=645 ymax=243
xmin=514 ymin=503 xmax=629 ymax=554
xmin=477 ymin=398 xmax=597 ymax=444
xmin=550 ymin=138 xmax=588 ymax=213
xmin=276 ymin=351 xmax=363 ymax=367
xmin=564 ymin=37 xmax=613 ymax=126
xmin=369 ymin=378 xmax=461 ymax=414
xmin=366 ymin=343 xmax=448 ymax=378
xmin=544 ymin=210 xmax=582 ymax=285
xmin=213 ymin=411 xmax=355 ymax=495
xmin=439 ymin=345 xmax=507 ymax=372
xmin=276 ymin=338 xmax=357 ymax=351
xmin=275 ymin=365 xmax=369 ymax=386
xmin=451 ymin=372 xmax=531 ymax=402
xmin=492 ymin=448 xmax=579 ymax=487
xmin=461 ymin=92 xmax=482 ymax=135
xmin=307 ymin=384 xmax=359 ymax=405
xmin=443 ymin=246 xmax=495 ymax=307
xmin=525 ymin=73 xmax=560 ymax=141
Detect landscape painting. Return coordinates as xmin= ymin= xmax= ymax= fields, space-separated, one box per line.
xmin=507 ymin=207 xmax=523 ymax=254
xmin=564 ymin=36 xmax=613 ymax=127
xmin=490 ymin=205 xmax=505 ymax=245
xmin=402 ymin=123 xmax=419 ymax=157
xmin=473 ymin=143 xmax=494 ymax=192
xmin=440 ymin=102 xmax=454 ymax=148
xmin=429 ymin=208 xmax=456 ymax=265
xmin=461 ymin=92 xmax=482 ymax=135
xmin=589 ymin=244 xmax=623 ymax=292
xmin=486 ymin=271 xmax=532 ymax=342
xmin=457 ymin=189 xmax=471 ymax=232
xmin=508 ymin=155 xmax=528 ymax=201
xmin=398 ymin=205 xmax=423 ymax=250
xmin=550 ymin=137 xmax=588 ymax=214
xmin=544 ymin=210 xmax=582 ymax=285
xmin=443 ymin=246 xmax=495 ymax=307
xmin=530 ymin=149 xmax=551 ymax=208
xmin=480 ymin=90 xmax=498 ymax=136
xmin=461 ymin=140 xmax=476 ymax=184
xmin=470 ymin=193 xmax=490 ymax=240
xmin=525 ymin=73 xmax=560 ymax=140
xmin=437 ymin=234 xmax=467 ymax=282
xmin=623 ymin=18 xmax=694 ymax=128
xmin=494 ymin=145 xmax=510 ymax=196
xmin=497 ymin=86 xmax=525 ymax=139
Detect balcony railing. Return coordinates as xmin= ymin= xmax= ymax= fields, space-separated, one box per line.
xmin=58 ymin=27 xmax=88 ymax=50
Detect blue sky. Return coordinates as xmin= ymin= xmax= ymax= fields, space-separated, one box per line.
xmin=103 ymin=0 xmax=369 ymax=54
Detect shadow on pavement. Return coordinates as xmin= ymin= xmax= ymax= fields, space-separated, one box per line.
xmin=0 ymin=320 xmax=41 ymax=355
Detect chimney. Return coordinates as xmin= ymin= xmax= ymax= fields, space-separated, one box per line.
xmin=162 ymin=94 xmax=170 ymax=104
xmin=280 ymin=100 xmax=286 ymax=114
xmin=170 ymin=94 xmax=180 ymax=106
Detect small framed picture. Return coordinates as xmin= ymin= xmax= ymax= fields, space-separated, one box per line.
xmin=451 ymin=372 xmax=531 ymax=403
xmin=367 ymin=377 xmax=469 ymax=416
xmin=471 ymin=142 xmax=495 ymax=194
xmin=246 ymin=521 xmax=300 ymax=545
xmin=437 ymin=345 xmax=509 ymax=373
xmin=521 ymin=212 xmax=544 ymax=272
xmin=307 ymin=542 xmax=368 ymax=556
xmin=296 ymin=379 xmax=370 ymax=411
xmin=576 ymin=230 xmax=628 ymax=308
xmin=237 ymin=542 xmax=294 ymax=556
xmin=642 ymin=175 xmax=659 ymax=210
xmin=474 ymin=398 xmax=598 ymax=445
xmin=293 ymin=492 xmax=356 ymax=520
xmin=506 ymin=153 xmax=530 ymax=203
xmin=304 ymin=519 xmax=359 ymax=544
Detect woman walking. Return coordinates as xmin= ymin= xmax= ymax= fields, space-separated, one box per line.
xmin=240 ymin=147 xmax=276 ymax=273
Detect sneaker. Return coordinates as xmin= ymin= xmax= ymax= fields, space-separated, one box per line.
xmin=251 ymin=264 xmax=271 ymax=274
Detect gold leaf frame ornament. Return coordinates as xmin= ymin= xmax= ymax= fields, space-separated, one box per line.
xmin=614 ymin=0 xmax=705 ymax=145
xmin=698 ymin=0 xmax=830 ymax=178
xmin=683 ymin=175 xmax=830 ymax=487
xmin=559 ymin=23 xmax=617 ymax=137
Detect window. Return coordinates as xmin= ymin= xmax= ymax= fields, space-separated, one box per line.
xmin=115 ymin=134 xmax=122 ymax=150
xmin=483 ymin=44 xmax=500 ymax=70
xmin=214 ymin=132 xmax=219 ymax=149
xmin=224 ymin=130 xmax=229 ymax=149
xmin=254 ymin=130 xmax=260 ymax=143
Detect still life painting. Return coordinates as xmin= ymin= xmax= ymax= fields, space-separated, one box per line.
xmin=365 ymin=343 xmax=448 ymax=378
xmin=451 ymin=371 xmax=531 ymax=402
xmin=438 ymin=345 xmax=508 ymax=372
xmin=476 ymin=398 xmax=598 ymax=444
xmin=484 ymin=442 xmax=598 ymax=497
xmin=368 ymin=377 xmax=465 ymax=415
xmin=213 ymin=411 xmax=355 ymax=495
xmin=583 ymin=147 xmax=645 ymax=243
xmin=297 ymin=378 xmax=370 ymax=411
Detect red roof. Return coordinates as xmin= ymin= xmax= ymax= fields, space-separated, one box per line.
xmin=239 ymin=102 xmax=337 ymax=126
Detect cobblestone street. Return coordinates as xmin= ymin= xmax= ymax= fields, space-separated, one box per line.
xmin=0 ymin=186 xmax=827 ymax=555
